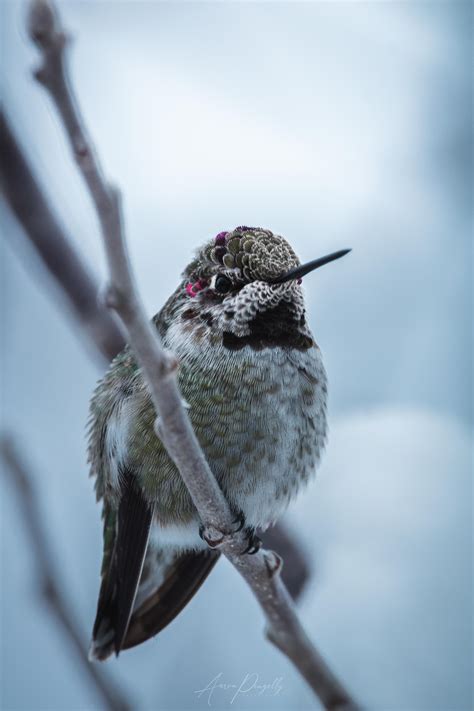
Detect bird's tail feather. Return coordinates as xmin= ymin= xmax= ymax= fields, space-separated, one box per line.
xmin=89 ymin=547 xmax=220 ymax=661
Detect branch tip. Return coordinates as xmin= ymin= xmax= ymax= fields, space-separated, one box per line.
xmin=27 ymin=0 xmax=55 ymax=42
xmin=27 ymin=0 xmax=67 ymax=52
xmin=264 ymin=550 xmax=283 ymax=577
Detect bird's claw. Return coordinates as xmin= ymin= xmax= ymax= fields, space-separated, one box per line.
xmin=199 ymin=515 xmax=261 ymax=555
xmin=232 ymin=511 xmax=262 ymax=553
xmin=241 ymin=527 xmax=262 ymax=555
xmin=231 ymin=509 xmax=246 ymax=533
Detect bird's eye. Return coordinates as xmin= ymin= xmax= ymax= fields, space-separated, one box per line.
xmin=214 ymin=274 xmax=232 ymax=294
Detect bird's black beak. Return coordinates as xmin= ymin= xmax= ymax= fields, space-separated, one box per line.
xmin=270 ymin=248 xmax=351 ymax=284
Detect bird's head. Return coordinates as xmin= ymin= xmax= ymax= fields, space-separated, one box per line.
xmin=167 ymin=227 xmax=349 ymax=351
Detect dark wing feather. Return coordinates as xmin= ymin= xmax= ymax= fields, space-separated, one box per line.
xmin=114 ymin=472 xmax=154 ymax=653
xmin=91 ymin=470 xmax=153 ymax=659
xmin=123 ymin=548 xmax=220 ymax=651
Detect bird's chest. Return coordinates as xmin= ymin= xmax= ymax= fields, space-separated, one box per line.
xmin=169 ymin=327 xmax=327 ymax=529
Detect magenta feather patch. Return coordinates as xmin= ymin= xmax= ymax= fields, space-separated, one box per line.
xmin=214 ymin=231 xmax=228 ymax=245
xmin=185 ymin=280 xmax=206 ymax=297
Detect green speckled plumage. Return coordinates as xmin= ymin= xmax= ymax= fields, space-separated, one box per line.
xmin=88 ymin=226 xmax=334 ymax=660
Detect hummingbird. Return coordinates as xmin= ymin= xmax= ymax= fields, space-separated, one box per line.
xmin=87 ymin=226 xmax=349 ymax=661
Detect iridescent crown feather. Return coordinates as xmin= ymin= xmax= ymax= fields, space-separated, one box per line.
xmin=184 ymin=226 xmax=300 ymax=295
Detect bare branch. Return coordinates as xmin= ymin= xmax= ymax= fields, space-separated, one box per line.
xmin=26 ymin=2 xmax=360 ymax=708
xmin=0 ymin=435 xmax=132 ymax=711
xmin=0 ymin=110 xmax=125 ymax=362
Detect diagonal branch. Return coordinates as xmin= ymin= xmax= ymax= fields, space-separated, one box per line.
xmin=0 ymin=435 xmax=132 ymax=711
xmin=26 ymin=2 xmax=360 ymax=708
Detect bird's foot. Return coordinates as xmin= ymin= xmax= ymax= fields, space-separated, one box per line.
xmin=198 ymin=508 xmax=245 ymax=544
xmin=198 ymin=512 xmax=260 ymax=554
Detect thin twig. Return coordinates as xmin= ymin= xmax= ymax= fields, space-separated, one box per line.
xmin=0 ymin=110 xmax=310 ymax=600
xmin=27 ymin=2 xmax=360 ymax=708
xmin=0 ymin=435 xmax=132 ymax=711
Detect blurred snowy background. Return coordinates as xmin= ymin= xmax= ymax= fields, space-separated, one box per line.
xmin=1 ymin=1 xmax=472 ymax=710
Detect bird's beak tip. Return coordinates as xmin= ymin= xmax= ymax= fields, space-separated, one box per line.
xmin=272 ymin=247 xmax=352 ymax=284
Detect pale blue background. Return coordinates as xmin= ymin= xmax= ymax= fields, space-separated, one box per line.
xmin=1 ymin=1 xmax=472 ymax=710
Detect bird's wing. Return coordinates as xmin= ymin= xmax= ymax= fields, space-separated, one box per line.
xmin=89 ymin=462 xmax=219 ymax=662
xmin=90 ymin=491 xmax=219 ymax=661
xmin=90 ymin=469 xmax=153 ymax=660
xmin=88 ymin=314 xmax=220 ymax=662
xmin=122 ymin=546 xmax=220 ymax=652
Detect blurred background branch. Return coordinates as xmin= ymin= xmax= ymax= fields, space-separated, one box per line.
xmin=0 ymin=435 xmax=132 ymax=711
xmin=0 ymin=110 xmax=123 ymax=363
